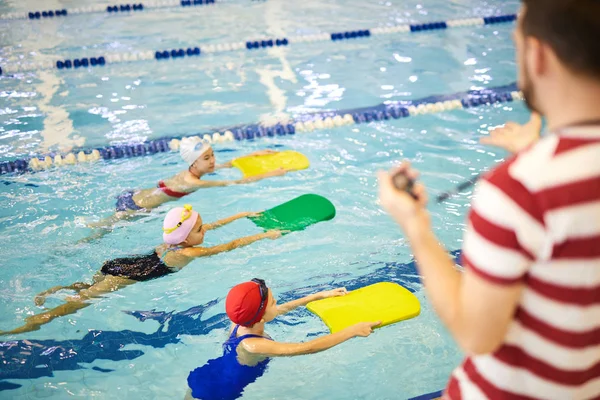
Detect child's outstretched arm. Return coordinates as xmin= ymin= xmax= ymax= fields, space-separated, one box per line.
xmin=180 ymin=230 xmax=282 ymax=259
xmin=276 ymin=288 xmax=347 ymax=315
xmin=241 ymin=321 xmax=380 ymax=357
xmin=215 ymin=150 xmax=279 ymax=170
xmin=190 ymin=168 xmax=287 ymax=188
xmin=214 ymin=161 xmax=234 ymax=170
xmin=204 ymin=212 xmax=261 ymax=231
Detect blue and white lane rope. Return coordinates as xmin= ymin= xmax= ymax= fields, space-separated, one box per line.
xmin=0 ymin=83 xmax=522 ymax=176
xmin=0 ymin=0 xmax=247 ymax=22
xmin=0 ymin=14 xmax=516 ymax=76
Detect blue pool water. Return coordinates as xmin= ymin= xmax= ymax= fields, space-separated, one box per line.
xmin=0 ymin=0 xmax=527 ymax=398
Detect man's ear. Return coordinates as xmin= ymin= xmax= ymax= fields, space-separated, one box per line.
xmin=526 ymin=36 xmax=547 ymax=77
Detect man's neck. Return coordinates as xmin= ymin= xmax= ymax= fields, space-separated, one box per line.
xmin=544 ymin=78 xmax=600 ymax=132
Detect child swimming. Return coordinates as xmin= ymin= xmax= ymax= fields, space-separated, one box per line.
xmin=1 ymin=205 xmax=284 ymax=336
xmin=88 ymin=138 xmax=287 ymax=230
xmin=185 ymin=279 xmax=380 ymax=400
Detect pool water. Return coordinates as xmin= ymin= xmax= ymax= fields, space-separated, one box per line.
xmin=0 ymin=0 xmax=527 ymax=398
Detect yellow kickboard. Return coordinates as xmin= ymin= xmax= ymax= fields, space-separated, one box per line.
xmin=307 ymin=282 xmax=421 ymax=333
xmin=232 ymin=150 xmax=310 ymax=178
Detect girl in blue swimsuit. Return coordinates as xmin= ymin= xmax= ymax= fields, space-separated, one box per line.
xmin=185 ymin=279 xmax=380 ymax=400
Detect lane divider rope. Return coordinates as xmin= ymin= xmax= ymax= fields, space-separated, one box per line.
xmin=0 ymin=0 xmax=259 ymax=22
xmin=0 ymin=14 xmax=516 ymax=76
xmin=0 ymin=83 xmax=522 ymax=176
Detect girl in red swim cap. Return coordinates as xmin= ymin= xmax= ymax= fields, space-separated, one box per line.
xmin=185 ymin=279 xmax=380 ymax=400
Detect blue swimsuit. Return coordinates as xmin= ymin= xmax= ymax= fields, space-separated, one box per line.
xmin=115 ymin=190 xmax=142 ymax=212
xmin=187 ymin=325 xmax=273 ymax=400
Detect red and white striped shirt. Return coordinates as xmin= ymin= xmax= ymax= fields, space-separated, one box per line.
xmin=445 ymin=126 xmax=600 ymax=399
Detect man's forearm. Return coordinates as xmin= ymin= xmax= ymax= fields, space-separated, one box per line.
xmin=404 ymin=223 xmax=463 ymax=334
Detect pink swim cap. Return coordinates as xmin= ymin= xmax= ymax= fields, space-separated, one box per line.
xmin=162 ymin=204 xmax=199 ymax=245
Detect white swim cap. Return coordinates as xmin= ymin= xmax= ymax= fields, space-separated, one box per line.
xmin=180 ymin=137 xmax=212 ymax=166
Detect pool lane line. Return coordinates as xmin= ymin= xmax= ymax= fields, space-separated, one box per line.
xmin=0 ymin=14 xmax=516 ymax=76
xmin=0 ymin=83 xmax=522 ymax=176
xmin=0 ymin=0 xmax=264 ymax=22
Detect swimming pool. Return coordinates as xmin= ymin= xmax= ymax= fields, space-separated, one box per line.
xmin=0 ymin=0 xmax=527 ymax=398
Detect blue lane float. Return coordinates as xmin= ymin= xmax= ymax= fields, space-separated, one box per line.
xmin=484 ymin=14 xmax=517 ymax=24
xmin=245 ymin=38 xmax=289 ymax=49
xmin=409 ymin=22 xmax=447 ymax=32
xmin=0 ymin=83 xmax=521 ymax=176
xmin=28 ymin=9 xmax=67 ymax=19
xmin=155 ymin=47 xmax=201 ymax=60
xmin=330 ymin=30 xmax=371 ymax=40
xmin=0 ymin=14 xmax=518 ymax=76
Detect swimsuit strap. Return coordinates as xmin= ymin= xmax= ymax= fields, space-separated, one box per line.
xmin=237 ymin=334 xmax=272 ymax=341
xmin=157 ymin=180 xmax=189 ymax=198
xmin=160 ymin=245 xmax=183 ymax=261
xmin=230 ymin=325 xmax=273 ymax=342
xmin=230 ymin=324 xmax=241 ymax=339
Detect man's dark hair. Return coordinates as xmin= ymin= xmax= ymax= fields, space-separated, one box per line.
xmin=521 ymin=0 xmax=600 ymax=79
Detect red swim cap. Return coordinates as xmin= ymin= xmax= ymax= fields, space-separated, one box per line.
xmin=226 ymin=281 xmax=267 ymax=327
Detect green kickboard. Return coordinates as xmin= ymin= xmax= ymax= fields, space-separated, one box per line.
xmin=249 ymin=194 xmax=336 ymax=232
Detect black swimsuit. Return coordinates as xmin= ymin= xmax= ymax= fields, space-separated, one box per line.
xmin=101 ymin=251 xmax=174 ymax=281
